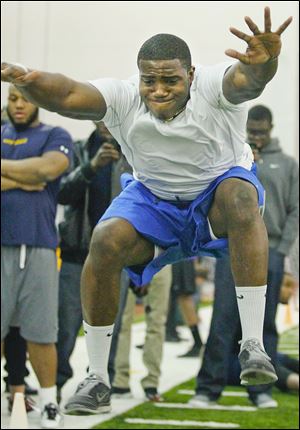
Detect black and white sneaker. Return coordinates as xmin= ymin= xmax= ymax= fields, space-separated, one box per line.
xmin=41 ymin=403 xmax=62 ymax=429
xmin=111 ymin=386 xmax=132 ymax=399
xmin=239 ymin=338 xmax=278 ymax=386
xmin=63 ymin=374 xmax=111 ymax=415
xmin=250 ymin=393 xmax=278 ymax=409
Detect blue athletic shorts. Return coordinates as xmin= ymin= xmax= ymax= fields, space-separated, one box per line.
xmin=100 ymin=165 xmax=265 ymax=286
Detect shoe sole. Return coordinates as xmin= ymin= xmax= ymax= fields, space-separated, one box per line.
xmin=41 ymin=417 xmax=63 ymax=429
xmin=240 ymin=368 xmax=278 ymax=386
xmin=257 ymin=402 xmax=278 ymax=409
xmin=63 ymin=404 xmax=111 ymax=415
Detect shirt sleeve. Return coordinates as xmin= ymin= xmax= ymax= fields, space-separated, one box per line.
xmin=88 ymin=77 xmax=138 ymax=127
xmin=196 ymin=62 xmax=245 ymax=111
xmin=42 ymin=126 xmax=73 ymax=164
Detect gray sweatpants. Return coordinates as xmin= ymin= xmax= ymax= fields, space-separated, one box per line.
xmin=1 ymin=245 xmax=59 ymax=343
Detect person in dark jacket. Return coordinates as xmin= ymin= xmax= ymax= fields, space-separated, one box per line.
xmin=56 ymin=121 xmax=131 ymax=402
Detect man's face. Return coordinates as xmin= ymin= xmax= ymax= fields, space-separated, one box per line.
xmin=139 ymin=59 xmax=194 ymax=121
xmin=246 ymin=119 xmax=272 ymax=153
xmin=7 ymin=86 xmax=39 ymax=130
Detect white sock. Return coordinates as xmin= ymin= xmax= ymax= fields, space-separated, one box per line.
xmin=83 ymin=320 xmax=114 ymax=387
xmin=39 ymin=386 xmax=57 ymax=408
xmin=235 ymin=285 xmax=267 ymax=348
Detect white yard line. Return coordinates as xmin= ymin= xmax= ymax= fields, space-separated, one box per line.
xmin=154 ymin=402 xmax=257 ymax=411
xmin=178 ymin=390 xmax=248 ymax=397
xmin=125 ymin=418 xmax=240 ymax=428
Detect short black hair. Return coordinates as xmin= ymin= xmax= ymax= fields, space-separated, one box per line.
xmin=137 ymin=33 xmax=192 ymax=69
xmin=248 ymin=105 xmax=273 ymax=124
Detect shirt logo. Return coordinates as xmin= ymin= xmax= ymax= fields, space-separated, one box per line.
xmin=237 ymin=295 xmax=244 ymax=299
xmin=3 ymin=138 xmax=28 ymax=145
xmin=269 ymin=164 xmax=279 ymax=169
xmin=60 ymin=145 xmax=69 ymax=154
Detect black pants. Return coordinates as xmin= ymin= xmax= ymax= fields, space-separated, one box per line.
xmin=195 ymin=248 xmax=284 ymax=400
xmin=4 ymin=327 xmax=28 ymax=386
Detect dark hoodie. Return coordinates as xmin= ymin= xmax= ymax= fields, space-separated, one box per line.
xmin=256 ymin=138 xmax=299 ymax=255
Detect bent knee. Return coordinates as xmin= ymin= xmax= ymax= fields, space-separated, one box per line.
xmin=89 ymin=218 xmax=138 ymax=262
xmin=217 ymin=179 xmax=260 ymax=225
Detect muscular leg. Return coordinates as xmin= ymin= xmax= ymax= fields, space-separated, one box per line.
xmin=81 ymin=217 xmax=154 ymax=326
xmin=64 ymin=218 xmax=155 ymax=413
xmin=207 ymin=178 xmax=277 ymax=386
xmin=208 ymin=178 xmax=268 ymax=286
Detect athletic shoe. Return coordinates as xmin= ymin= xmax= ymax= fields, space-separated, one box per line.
xmin=251 ymin=393 xmax=278 ymax=408
xmin=111 ymin=386 xmax=132 ymax=399
xmin=239 ymin=338 xmax=278 ymax=386
xmin=135 ymin=343 xmax=144 ymax=349
xmin=63 ymin=374 xmax=111 ymax=415
xmin=188 ymin=394 xmax=217 ymax=408
xmin=24 ymin=381 xmax=38 ymax=396
xmin=144 ymin=387 xmax=164 ymax=402
xmin=41 ymin=403 xmax=62 ymax=429
xmin=56 ymin=386 xmax=62 ymax=405
xmin=178 ymin=344 xmax=202 ymax=358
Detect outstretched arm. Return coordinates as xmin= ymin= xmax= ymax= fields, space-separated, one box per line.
xmin=1 ymin=64 xmax=107 ymax=120
xmin=223 ymin=7 xmax=293 ymax=104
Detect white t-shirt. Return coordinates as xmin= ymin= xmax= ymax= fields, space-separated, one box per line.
xmin=89 ymin=62 xmax=253 ymax=200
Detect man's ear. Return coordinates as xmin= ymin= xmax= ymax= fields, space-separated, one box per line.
xmin=189 ymin=66 xmax=195 ymax=85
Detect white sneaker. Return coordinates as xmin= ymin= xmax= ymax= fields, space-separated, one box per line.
xmin=251 ymin=393 xmax=278 ymax=409
xmin=41 ymin=403 xmax=62 ymax=428
xmin=188 ymin=394 xmax=216 ymax=408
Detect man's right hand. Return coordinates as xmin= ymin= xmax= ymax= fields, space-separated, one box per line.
xmin=90 ymin=143 xmax=120 ymax=171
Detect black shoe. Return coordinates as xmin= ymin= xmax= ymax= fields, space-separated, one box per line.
xmin=239 ymin=338 xmax=278 ymax=386
xmin=56 ymin=386 xmax=62 ymax=405
xmin=178 ymin=344 xmax=202 ymax=358
xmin=25 ymin=381 xmax=38 ymax=396
xmin=111 ymin=386 xmax=132 ymax=398
xmin=165 ymin=330 xmax=183 ymax=342
xmin=144 ymin=387 xmax=164 ymax=402
xmin=64 ymin=374 xmax=111 ymax=415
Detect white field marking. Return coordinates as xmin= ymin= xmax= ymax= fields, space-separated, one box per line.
xmin=125 ymin=418 xmax=240 ymax=428
xmin=279 ymin=344 xmax=298 ymax=348
xmin=155 ymin=402 xmax=257 ymax=411
xmin=277 ymin=349 xmax=299 ymax=355
xmin=178 ymin=390 xmax=248 ymax=397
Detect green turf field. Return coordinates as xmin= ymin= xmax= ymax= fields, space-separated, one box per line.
xmin=94 ymin=326 xmax=299 ymax=429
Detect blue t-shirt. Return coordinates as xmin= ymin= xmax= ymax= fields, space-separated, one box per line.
xmin=1 ymin=123 xmax=73 ymax=249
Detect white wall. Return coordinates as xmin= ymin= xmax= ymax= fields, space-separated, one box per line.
xmin=1 ymin=1 xmax=299 ymax=158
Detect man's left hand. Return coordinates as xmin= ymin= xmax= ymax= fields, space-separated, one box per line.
xmin=225 ymin=7 xmax=292 ymax=65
